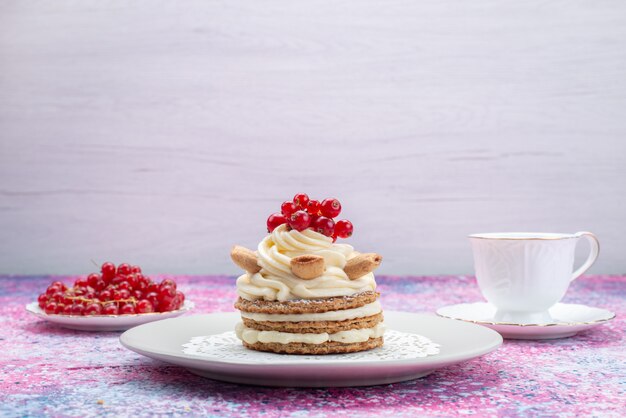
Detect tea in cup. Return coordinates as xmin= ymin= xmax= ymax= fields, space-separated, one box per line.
xmin=468 ymin=232 xmax=599 ymax=324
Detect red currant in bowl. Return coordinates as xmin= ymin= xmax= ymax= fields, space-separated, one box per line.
xmin=71 ymin=304 xmax=86 ymax=316
xmin=117 ymin=263 xmax=132 ymax=276
xmin=160 ymin=278 xmax=177 ymax=291
xmin=28 ymin=264 xmax=192 ymax=330
xmin=101 ymin=262 xmax=116 ymax=280
xmin=44 ymin=301 xmax=58 ymax=315
xmin=38 ymin=293 xmax=48 ymax=308
xmin=84 ymin=303 xmax=102 ymax=316
xmin=119 ymin=303 xmax=136 ymax=315
xmin=136 ymin=299 xmax=154 ymax=314
xmin=102 ymin=302 xmax=118 ymax=315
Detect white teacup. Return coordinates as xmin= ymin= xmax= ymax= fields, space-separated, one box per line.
xmin=468 ymin=232 xmax=600 ymax=324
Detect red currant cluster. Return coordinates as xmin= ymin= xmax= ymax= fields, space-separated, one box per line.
xmin=266 ymin=193 xmax=354 ymax=241
xmin=37 ymin=262 xmax=185 ymax=316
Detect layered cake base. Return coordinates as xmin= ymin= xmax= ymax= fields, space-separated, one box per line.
xmin=240 ymin=337 xmax=384 ymax=355
xmin=235 ymin=291 xmax=385 ymax=355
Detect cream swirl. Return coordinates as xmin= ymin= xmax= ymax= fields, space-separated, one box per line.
xmin=236 ymin=224 xmax=376 ymax=301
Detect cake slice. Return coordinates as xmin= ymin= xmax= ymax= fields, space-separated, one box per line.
xmin=230 ymin=194 xmax=384 ymax=355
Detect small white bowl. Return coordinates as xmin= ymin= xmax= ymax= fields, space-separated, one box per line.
xmin=25 ymin=300 xmax=195 ymax=331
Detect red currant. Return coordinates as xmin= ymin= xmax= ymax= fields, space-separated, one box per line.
xmin=267 ymin=213 xmax=287 ymax=233
xmin=157 ymin=288 xmax=175 ymax=311
xmin=111 ymin=275 xmax=127 ymax=286
xmin=288 ymin=210 xmax=311 ymax=231
xmin=132 ymin=290 xmax=144 ymax=300
xmin=87 ymin=273 xmax=100 ymax=287
xmin=74 ymin=277 xmax=89 ymax=289
xmin=119 ymin=303 xmax=136 ymax=315
xmin=159 ymin=285 xmax=176 ymax=299
xmin=334 ymin=220 xmax=354 ymax=238
xmin=102 ymin=303 xmax=118 ymax=315
xmin=84 ymin=303 xmax=102 ymax=316
xmin=136 ymin=299 xmax=154 ymax=314
xmin=311 ymin=216 xmax=335 ymax=237
xmin=145 ymin=281 xmax=158 ymax=293
xmin=101 ymin=262 xmax=116 ymax=280
xmin=320 ymin=198 xmax=341 ymax=218
xmin=293 ymin=193 xmax=310 ymax=209
xmin=281 ymin=201 xmax=298 ymax=217
xmin=37 ymin=293 xmax=48 ymax=309
xmin=306 ymin=200 xmax=321 ymax=216
xmin=93 ymin=279 xmax=106 ymax=291
xmin=44 ymin=301 xmax=57 ymax=314
xmin=174 ymin=291 xmax=185 ymax=309
xmin=117 ymin=263 xmax=131 ymax=276
xmin=54 ymin=303 xmax=65 ymax=314
xmin=136 ymin=276 xmax=150 ymax=291
xmin=132 ymin=273 xmax=144 ymax=287
xmin=83 ymin=288 xmax=97 ymax=300
xmin=130 ymin=265 xmax=142 ymax=274
xmin=62 ymin=304 xmax=73 ymax=315
xmin=38 ymin=293 xmax=49 ymax=308
xmin=159 ymin=292 xmax=181 ymax=312
xmin=160 ymin=278 xmax=177 ymax=291
xmin=71 ymin=303 xmax=85 ymax=316
xmin=145 ymin=291 xmax=159 ymax=306
xmin=50 ymin=281 xmax=67 ymax=292
xmin=159 ymin=302 xmax=173 ymax=312
xmin=126 ymin=274 xmax=138 ymax=289
xmin=46 ymin=284 xmax=62 ymax=296
xmin=171 ymin=295 xmax=183 ymax=311
xmin=118 ymin=281 xmax=132 ymax=291
xmin=99 ymin=289 xmax=112 ymax=301
xmin=51 ymin=291 xmax=64 ymax=303
xmin=115 ymin=289 xmax=130 ymax=300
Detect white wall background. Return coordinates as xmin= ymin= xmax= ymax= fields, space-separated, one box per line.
xmin=1 ymin=1 xmax=625 ymax=275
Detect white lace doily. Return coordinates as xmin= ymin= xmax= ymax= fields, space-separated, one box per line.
xmin=181 ymin=330 xmax=440 ymax=363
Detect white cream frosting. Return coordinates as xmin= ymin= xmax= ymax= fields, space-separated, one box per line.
xmin=240 ymin=301 xmax=382 ymax=322
xmin=236 ymin=224 xmax=376 ymax=301
xmin=235 ymin=322 xmax=386 ymax=345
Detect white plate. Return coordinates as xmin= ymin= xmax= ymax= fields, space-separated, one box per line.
xmin=25 ymin=300 xmax=195 ymax=331
xmin=119 ymin=311 xmax=502 ymax=387
xmin=437 ymin=302 xmax=615 ymax=340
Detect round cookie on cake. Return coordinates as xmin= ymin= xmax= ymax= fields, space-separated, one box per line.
xmin=230 ymin=194 xmax=385 ymax=355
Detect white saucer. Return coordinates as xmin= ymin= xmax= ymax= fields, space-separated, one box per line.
xmin=120 ymin=311 xmax=502 ymax=387
xmin=436 ymin=302 xmax=615 ymax=340
xmin=25 ymin=300 xmax=195 ymax=331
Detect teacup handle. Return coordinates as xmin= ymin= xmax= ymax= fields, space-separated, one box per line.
xmin=571 ymin=231 xmax=600 ymax=281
